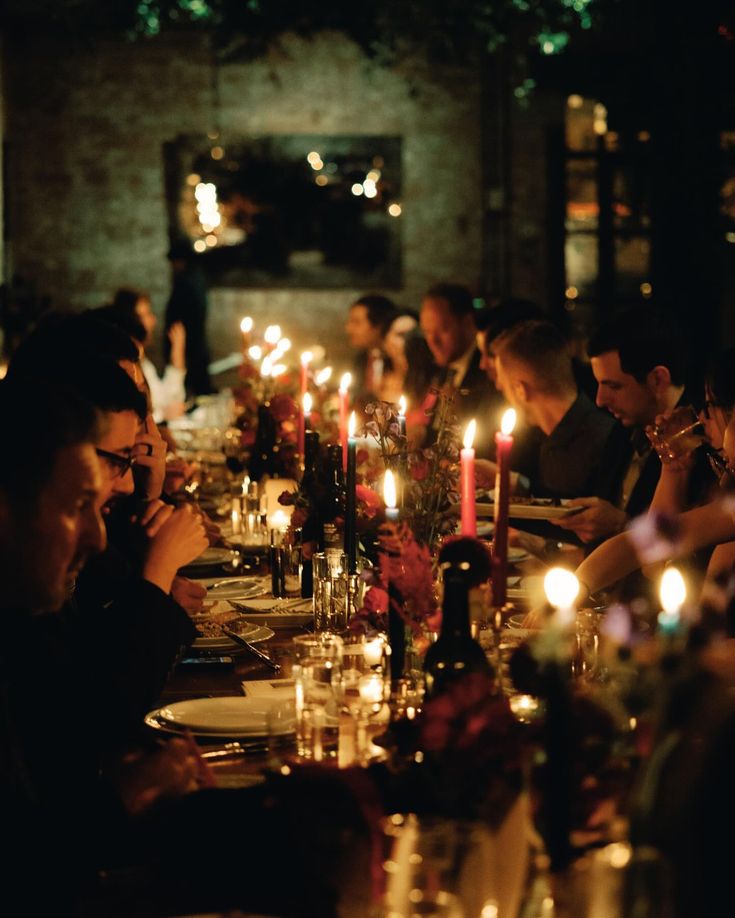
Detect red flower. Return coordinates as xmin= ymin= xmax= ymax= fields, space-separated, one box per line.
xmin=356 ymin=484 xmax=382 ymax=519
xmin=363 ymin=585 xmax=389 ymax=615
xmin=410 ymin=457 xmax=429 ymax=482
xmin=241 ymin=428 xmax=256 ymax=447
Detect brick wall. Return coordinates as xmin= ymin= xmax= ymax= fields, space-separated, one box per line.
xmin=3 ymin=30 xmax=485 ymax=373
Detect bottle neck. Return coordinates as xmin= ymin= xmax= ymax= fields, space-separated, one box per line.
xmin=440 ymin=575 xmax=472 ymax=639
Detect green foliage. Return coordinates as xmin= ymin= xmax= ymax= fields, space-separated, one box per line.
xmin=7 ymin=0 xmax=602 ymax=69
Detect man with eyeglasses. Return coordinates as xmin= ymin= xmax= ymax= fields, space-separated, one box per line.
xmin=6 ymin=341 xmax=208 ymax=746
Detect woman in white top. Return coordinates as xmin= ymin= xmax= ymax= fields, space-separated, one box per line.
xmin=111 ymin=288 xmax=187 ymax=424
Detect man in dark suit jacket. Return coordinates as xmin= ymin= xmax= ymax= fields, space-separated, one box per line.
xmin=420 ymin=282 xmax=502 ymax=456
xmin=552 ymin=306 xmax=710 ymax=549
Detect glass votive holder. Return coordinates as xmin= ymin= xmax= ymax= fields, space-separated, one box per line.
xmin=312 ymin=552 xmax=332 ymax=632
xmin=292 ymin=633 xmax=344 ymax=762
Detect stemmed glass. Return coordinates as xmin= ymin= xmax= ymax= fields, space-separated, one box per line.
xmin=341 ymin=634 xmax=388 ymax=763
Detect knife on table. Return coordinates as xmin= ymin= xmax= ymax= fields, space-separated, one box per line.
xmin=222 ymin=624 xmax=281 ymax=672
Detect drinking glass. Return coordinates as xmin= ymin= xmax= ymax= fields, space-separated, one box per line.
xmin=280 ymin=542 xmax=302 ymax=596
xmin=645 ymin=406 xmax=705 ymax=463
xmin=291 ymin=634 xmax=344 ymax=761
xmin=312 ymin=552 xmax=332 ymax=632
xmin=571 ymin=609 xmax=601 ymax=681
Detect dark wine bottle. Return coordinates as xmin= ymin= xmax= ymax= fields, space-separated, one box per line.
xmin=323 ymin=443 xmax=346 ymax=527
xmin=247 ymin=403 xmax=278 ymax=482
xmin=423 ymin=561 xmax=493 ymax=698
xmin=299 ymin=431 xmax=322 ymax=597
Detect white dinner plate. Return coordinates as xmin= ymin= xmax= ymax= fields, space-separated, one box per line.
xmin=186 ymin=547 xmax=234 ymax=567
xmin=507 ymin=547 xmax=530 ymax=563
xmin=192 ymin=623 xmax=275 ymax=650
xmin=476 ymin=500 xmax=582 ymax=521
xmin=147 ymin=696 xmax=295 ymax=738
xmin=206 ymin=577 xmax=266 ymax=600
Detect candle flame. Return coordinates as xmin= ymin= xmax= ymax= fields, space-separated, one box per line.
xmin=248 ymin=345 xmax=262 ymax=361
xmin=544 ymin=567 xmax=580 ymax=610
xmin=269 ymin=509 xmax=289 ymax=531
xmin=398 ymin=395 xmax=407 ymax=416
xmin=270 ymin=363 xmax=287 ymax=378
xmin=501 ymin=408 xmax=517 ymax=436
xmin=300 ymin=350 xmax=314 ymax=366
xmin=240 ymin=316 xmax=253 ymax=333
xmin=340 ymin=372 xmax=352 ymax=392
xmin=241 ymin=475 xmax=250 ymax=495
xmin=660 ymin=566 xmax=686 ymax=614
xmin=463 ymin=419 xmax=476 ymax=450
xmin=264 ymin=324 xmax=281 ymax=345
xmin=274 ymin=337 xmax=291 ymax=356
xmin=315 ymin=366 xmax=332 ymax=386
xmin=383 ymin=469 xmax=397 ymax=509
xmin=260 ymin=355 xmax=273 ymax=377
xmin=348 ymin=411 xmax=357 ymax=438
xmin=303 ymin=392 xmax=312 ymax=414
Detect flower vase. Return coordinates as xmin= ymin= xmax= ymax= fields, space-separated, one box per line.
xmin=380 ymin=793 xmax=533 ymax=918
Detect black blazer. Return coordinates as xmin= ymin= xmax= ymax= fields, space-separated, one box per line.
xmin=443 ymin=349 xmax=505 ymax=459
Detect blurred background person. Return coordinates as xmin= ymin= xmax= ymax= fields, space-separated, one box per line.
xmin=419 ymin=281 xmax=500 ymax=456
xmin=344 ymin=292 xmax=397 ymax=408
xmin=164 ymin=239 xmax=214 ymax=398
xmin=107 ymin=287 xmax=187 ymax=424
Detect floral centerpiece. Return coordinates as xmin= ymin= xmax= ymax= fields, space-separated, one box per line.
xmin=230 ymin=325 xmax=338 ymax=481
xmin=381 ymin=671 xmax=528 ymax=824
xmin=360 ymin=393 xmax=461 ymax=553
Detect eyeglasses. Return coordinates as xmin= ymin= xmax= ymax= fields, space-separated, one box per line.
xmin=95 ymin=447 xmax=136 ymax=478
xmin=707 ymin=448 xmax=735 ymax=491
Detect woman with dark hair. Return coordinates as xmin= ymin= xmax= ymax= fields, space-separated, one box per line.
xmin=109 ymin=287 xmax=187 ymax=423
xmin=378 ymin=308 xmax=435 ymax=407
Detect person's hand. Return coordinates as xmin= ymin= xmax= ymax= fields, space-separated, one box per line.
xmin=551 ymin=496 xmax=627 ymax=543
xmin=171 ymin=576 xmax=207 ymax=614
xmin=133 ymin=498 xmax=175 ymax=537
xmin=112 ymin=736 xmax=210 ymax=816
xmin=168 ymin=321 xmax=186 ymax=370
xmin=475 ymin=458 xmax=498 ymax=489
xmin=197 ymin=509 xmax=222 ymax=545
xmin=647 ymin=411 xmax=697 ymax=473
xmin=134 ymin=415 xmax=168 ymax=500
xmin=142 ymin=505 xmax=208 ymax=593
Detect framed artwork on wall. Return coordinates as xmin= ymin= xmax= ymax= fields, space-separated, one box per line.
xmin=164 ymin=133 xmax=403 ymax=288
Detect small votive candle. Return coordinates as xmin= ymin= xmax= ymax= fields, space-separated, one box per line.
xmin=509 ymin=694 xmax=539 ymax=723
xmin=363 ymin=637 xmax=384 ymax=668
xmin=269 ymin=508 xmax=290 ymax=532
xmin=359 ymin=673 xmax=384 ymax=708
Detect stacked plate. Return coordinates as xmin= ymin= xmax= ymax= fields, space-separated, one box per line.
xmin=205 ymin=577 xmax=266 ymax=601
xmin=145 ymin=695 xmax=295 ymax=740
